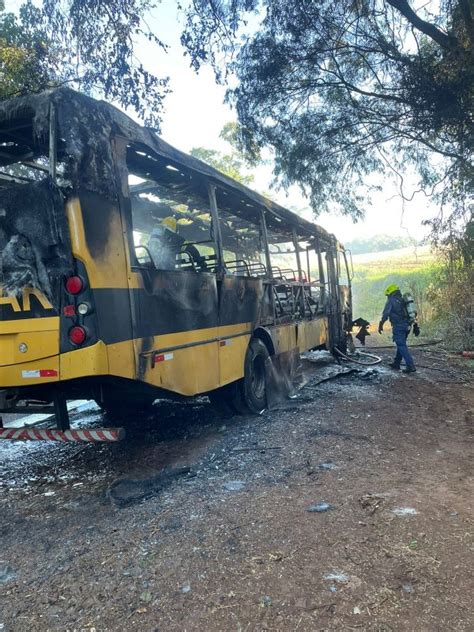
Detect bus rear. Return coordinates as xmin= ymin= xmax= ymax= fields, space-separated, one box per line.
xmin=0 ymin=99 xmax=122 ymax=439
xmin=0 ymin=101 xmax=71 ymax=403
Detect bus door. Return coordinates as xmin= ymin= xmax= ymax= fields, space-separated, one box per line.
xmin=121 ymin=143 xmax=220 ymax=396
xmin=338 ymin=248 xmax=353 ymax=335
xmin=325 ymin=245 xmax=352 ymax=351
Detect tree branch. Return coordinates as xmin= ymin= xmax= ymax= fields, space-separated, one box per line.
xmin=386 ymin=0 xmax=455 ymax=49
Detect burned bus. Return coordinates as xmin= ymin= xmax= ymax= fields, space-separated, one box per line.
xmin=0 ymin=88 xmax=352 ymax=440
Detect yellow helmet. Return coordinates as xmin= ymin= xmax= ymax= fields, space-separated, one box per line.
xmin=385 ymin=283 xmax=399 ymax=296
xmin=162 ymin=216 xmax=177 ymax=232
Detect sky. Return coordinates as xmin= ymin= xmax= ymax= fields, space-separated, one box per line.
xmin=5 ymin=0 xmax=436 ymax=244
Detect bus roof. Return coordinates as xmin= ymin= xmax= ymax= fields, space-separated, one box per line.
xmin=0 ymin=88 xmax=340 ymax=250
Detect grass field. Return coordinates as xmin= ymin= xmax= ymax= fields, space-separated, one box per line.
xmin=350 ymin=245 xmax=441 ymax=325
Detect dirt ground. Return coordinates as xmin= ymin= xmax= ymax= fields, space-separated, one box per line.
xmin=0 ymin=342 xmax=473 ymax=632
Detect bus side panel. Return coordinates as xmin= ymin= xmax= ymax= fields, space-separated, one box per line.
xmin=0 ymin=354 xmax=60 ymax=388
xmin=272 ymin=323 xmax=298 ymax=355
xmin=126 ymin=270 xmax=220 ymax=395
xmin=60 ymin=342 xmax=109 ymax=380
xmin=140 ymin=338 xmax=220 ymax=396
xmin=298 ymin=318 xmax=328 ymax=352
xmin=217 ymin=276 xmax=265 ymax=386
xmin=63 ymin=194 xmax=137 ymax=382
xmin=218 ymin=326 xmax=250 ymax=386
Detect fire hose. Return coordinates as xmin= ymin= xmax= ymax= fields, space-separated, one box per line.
xmin=334 ymin=346 xmax=382 ymax=366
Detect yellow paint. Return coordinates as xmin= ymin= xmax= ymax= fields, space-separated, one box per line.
xmin=298 ymin=318 xmax=328 ymax=351
xmin=0 ymin=317 xmax=59 ymax=335
xmin=21 ymin=288 xmax=53 ymax=311
xmin=273 ymin=324 xmax=298 ymax=354
xmin=106 ymin=339 xmax=137 ymax=380
xmin=0 ymin=329 xmax=58 ymax=367
xmin=60 ymin=341 xmax=109 ymax=379
xmin=0 ymin=355 xmax=60 ymax=388
xmin=66 ymin=197 xmax=130 ymax=289
xmin=142 ymin=341 xmax=220 ymax=396
xmin=218 ymin=334 xmax=249 ymax=385
xmin=0 ymin=295 xmax=21 ymax=312
xmin=100 ymin=323 xmax=254 ymax=395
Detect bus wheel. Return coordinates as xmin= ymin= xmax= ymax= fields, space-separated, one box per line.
xmin=234 ymin=338 xmax=270 ymax=414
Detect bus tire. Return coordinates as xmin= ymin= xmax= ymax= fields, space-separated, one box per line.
xmin=234 ymin=338 xmax=270 ymax=414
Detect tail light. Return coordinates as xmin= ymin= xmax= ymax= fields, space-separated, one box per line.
xmin=61 ymin=261 xmax=96 ymax=353
xmin=69 ymin=325 xmax=87 ymax=346
xmin=65 ymin=275 xmax=84 ymax=295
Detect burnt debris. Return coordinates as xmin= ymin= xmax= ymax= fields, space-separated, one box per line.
xmin=0 ymin=179 xmax=71 ymax=304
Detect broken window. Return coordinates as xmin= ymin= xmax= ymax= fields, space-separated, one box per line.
xmin=215 ymin=187 xmax=266 ymax=277
xmin=126 ymin=145 xmax=217 ymax=273
xmin=268 ymin=239 xmax=300 ymax=282
xmin=338 ymin=250 xmax=350 ymax=286
xmin=0 ymin=109 xmax=72 ymax=304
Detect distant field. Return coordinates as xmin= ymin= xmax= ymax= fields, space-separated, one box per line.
xmin=351 ymin=244 xmax=434 ymax=265
xmin=350 ymin=245 xmax=440 ymax=325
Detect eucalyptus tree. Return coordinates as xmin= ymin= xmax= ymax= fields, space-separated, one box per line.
xmin=181 ymin=0 xmax=473 ymax=227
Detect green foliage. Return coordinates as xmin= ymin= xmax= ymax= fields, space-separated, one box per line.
xmin=345 ymin=235 xmax=418 ymax=255
xmin=0 ymin=3 xmax=60 ymax=99
xmin=182 ymin=1 xmax=473 ymax=224
xmin=426 ymin=222 xmax=474 ymax=351
xmin=190 ymin=145 xmax=254 ymax=186
xmin=190 ymin=121 xmax=257 ymax=185
xmin=350 ymin=250 xmax=441 ymax=325
xmin=0 ymin=1 xmax=169 ymax=126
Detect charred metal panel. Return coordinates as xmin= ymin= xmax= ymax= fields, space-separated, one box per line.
xmin=92 ymin=271 xmax=218 ymax=344
xmin=0 ymin=88 xmax=337 ymax=249
xmin=134 ymin=270 xmax=218 ymax=336
xmin=92 ymin=289 xmax=134 ymax=345
xmin=219 ymin=276 xmax=265 ymax=327
xmin=79 ymin=191 xmax=118 ymax=260
xmin=0 ymin=179 xmax=72 ymax=307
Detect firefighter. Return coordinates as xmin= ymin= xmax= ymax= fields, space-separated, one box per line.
xmin=378 ymin=284 xmax=416 ymax=373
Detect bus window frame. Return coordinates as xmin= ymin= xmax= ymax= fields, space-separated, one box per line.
xmin=118 ymin=139 xmax=218 ymax=275
xmin=213 ymin=184 xmax=268 ymax=279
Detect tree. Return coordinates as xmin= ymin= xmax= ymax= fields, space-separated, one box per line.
xmin=0 ymin=1 xmax=169 ymax=126
xmin=190 ymin=122 xmax=255 ymax=185
xmin=344 ymin=234 xmax=417 ymax=255
xmin=0 ymin=2 xmax=60 ymax=99
xmin=181 ymin=1 xmax=473 ymax=226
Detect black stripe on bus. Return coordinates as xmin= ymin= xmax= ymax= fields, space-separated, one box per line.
xmin=93 ymin=284 xmax=261 ymax=345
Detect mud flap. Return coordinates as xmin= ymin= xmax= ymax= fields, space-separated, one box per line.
xmin=265 ymin=348 xmax=302 ymax=408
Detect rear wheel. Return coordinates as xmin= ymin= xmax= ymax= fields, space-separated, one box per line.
xmin=208 ymin=339 xmax=271 ymax=415
xmin=233 ymin=338 xmax=270 ymax=414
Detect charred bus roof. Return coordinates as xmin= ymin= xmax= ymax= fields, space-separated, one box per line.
xmin=0 ymin=88 xmax=340 ymax=250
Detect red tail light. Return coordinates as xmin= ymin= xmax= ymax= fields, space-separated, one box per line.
xmin=69 ymin=326 xmax=86 ymax=345
xmin=65 ymin=276 xmax=84 ymax=295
